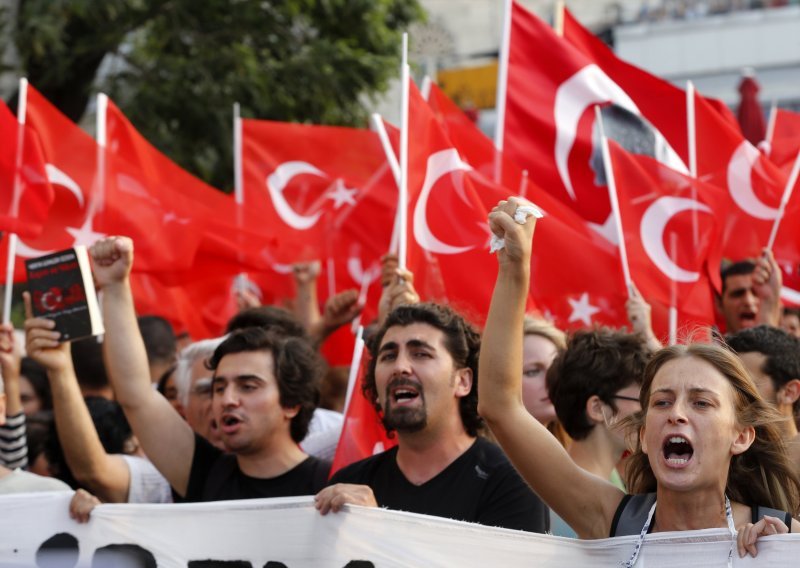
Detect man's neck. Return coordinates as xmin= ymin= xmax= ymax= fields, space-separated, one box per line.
xmin=235 ymin=436 xmax=308 ymax=479
xmin=395 ymin=427 xmax=476 ymax=486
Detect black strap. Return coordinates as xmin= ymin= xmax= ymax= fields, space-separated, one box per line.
xmin=611 ymin=493 xmax=657 ymax=537
xmin=752 ymin=505 xmax=792 ymax=532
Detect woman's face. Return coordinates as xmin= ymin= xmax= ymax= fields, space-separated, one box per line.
xmin=19 ymin=376 xmax=42 ymax=416
xmin=521 ymin=334 xmax=558 ymax=425
xmin=640 ymin=356 xmax=754 ymax=493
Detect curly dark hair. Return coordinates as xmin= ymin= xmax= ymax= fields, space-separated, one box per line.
xmin=225 ymin=306 xmax=309 ymax=340
xmin=208 ymin=327 xmax=321 ymax=443
xmin=363 ymin=303 xmax=483 ymax=437
xmin=546 ymin=328 xmax=652 ymax=440
xmin=726 ymin=325 xmax=800 ymax=412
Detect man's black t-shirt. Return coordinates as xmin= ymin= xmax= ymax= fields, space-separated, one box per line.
xmin=329 ymin=437 xmax=548 ymax=533
xmin=185 ymin=433 xmax=331 ymax=502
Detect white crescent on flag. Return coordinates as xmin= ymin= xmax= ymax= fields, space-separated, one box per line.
xmin=266 ymin=161 xmax=327 ymax=230
xmin=640 ymin=196 xmax=711 ymax=282
xmin=726 ymin=141 xmax=780 ymax=220
xmin=17 ymin=164 xmax=88 ymax=258
xmin=413 ymin=149 xmax=475 ymax=255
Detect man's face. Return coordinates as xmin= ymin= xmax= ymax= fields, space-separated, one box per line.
xmin=373 ymin=323 xmax=471 ymax=435
xmin=738 ymin=351 xmax=778 ymax=404
xmin=782 ymin=313 xmax=800 ymax=338
xmin=185 ymin=357 xmax=222 ymax=448
xmin=212 ymin=350 xmax=292 ymax=456
xmin=719 ymin=273 xmax=759 ymax=333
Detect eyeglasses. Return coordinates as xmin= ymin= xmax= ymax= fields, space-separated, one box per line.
xmin=610 ymin=394 xmax=640 ymax=403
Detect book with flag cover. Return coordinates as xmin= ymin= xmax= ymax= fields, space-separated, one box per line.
xmin=25 ymin=246 xmax=104 ymax=341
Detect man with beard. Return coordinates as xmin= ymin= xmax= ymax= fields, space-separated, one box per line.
xmin=314 ymin=303 xmax=548 ymax=532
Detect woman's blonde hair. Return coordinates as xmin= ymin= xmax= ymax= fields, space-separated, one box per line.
xmin=523 ymin=316 xmax=567 ymax=350
xmin=625 ymin=343 xmax=800 ymax=515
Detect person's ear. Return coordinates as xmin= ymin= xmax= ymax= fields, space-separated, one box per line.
xmin=283 ymin=404 xmax=300 ymax=420
xmin=585 ymin=395 xmax=606 ymax=425
xmin=454 ymin=368 xmax=472 ymax=398
xmin=731 ymin=425 xmax=755 ymax=456
xmin=778 ymin=379 xmax=800 ymax=406
xmin=640 ymin=425 xmax=648 ymax=455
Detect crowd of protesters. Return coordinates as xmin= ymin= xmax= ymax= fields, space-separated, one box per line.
xmin=2 ymin=197 xmax=800 ymax=561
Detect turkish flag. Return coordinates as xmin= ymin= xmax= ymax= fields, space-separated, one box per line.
xmin=105 ymin=100 xmax=276 ymax=281
xmin=241 ymin=120 xmax=396 ymax=328
xmin=502 ymin=2 xmax=688 ymax=229
xmin=562 ymin=7 xmax=740 ymax=165
xmin=608 ymin=140 xmax=728 ymax=333
xmin=769 ymin=108 xmax=800 ymax=169
xmin=329 ymin=347 xmax=396 ymax=477
xmin=0 ymin=100 xmax=53 ymax=239
xmin=0 ymin=84 xmax=103 ymax=282
xmin=426 ymin=80 xmax=628 ymax=330
xmin=693 ymin=91 xmax=800 ymax=264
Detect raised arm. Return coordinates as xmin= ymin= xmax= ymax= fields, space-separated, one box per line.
xmin=23 ymin=299 xmax=130 ymax=502
xmin=91 ymin=236 xmax=194 ymax=496
xmin=477 ymin=198 xmax=624 ymax=539
xmin=0 ymin=324 xmax=27 ymax=469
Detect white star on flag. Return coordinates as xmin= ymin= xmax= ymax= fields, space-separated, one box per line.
xmin=567 ymin=292 xmax=601 ymax=326
xmin=66 ymin=220 xmax=106 ymax=248
xmin=326 ymin=179 xmax=358 ymax=209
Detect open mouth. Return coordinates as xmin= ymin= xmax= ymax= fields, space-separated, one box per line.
xmin=662 ymin=436 xmax=693 ymax=466
xmin=220 ymin=415 xmax=243 ymax=431
xmin=739 ymin=311 xmax=757 ymax=325
xmin=387 ymin=378 xmax=422 ymax=406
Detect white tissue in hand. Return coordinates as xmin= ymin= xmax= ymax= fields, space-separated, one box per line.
xmin=490 ymin=205 xmax=543 ymax=253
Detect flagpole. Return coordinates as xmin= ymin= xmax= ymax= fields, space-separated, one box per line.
xmin=554 ymin=0 xmax=565 ymax=36
xmin=765 ymin=148 xmax=800 ymax=252
xmin=342 ymin=326 xmax=365 ymax=418
xmin=371 ymin=113 xmax=402 ymax=256
xmin=765 ymin=100 xmax=777 ymax=153
xmin=686 ymin=81 xmax=699 ymax=250
xmin=421 ymin=75 xmax=432 ymax=101
xmin=518 ymin=169 xmax=529 ymax=199
xmin=596 ymin=106 xmax=632 ymax=295
xmin=2 ymin=78 xmax=28 ymax=324
xmin=668 ymin=231 xmax=678 ymax=346
xmin=96 ymin=93 xmax=108 ymax=216
xmin=493 ymin=0 xmax=512 ymax=161
xmin=232 ymin=102 xmax=249 ymax=296
xmin=398 ymin=32 xmax=410 ymax=271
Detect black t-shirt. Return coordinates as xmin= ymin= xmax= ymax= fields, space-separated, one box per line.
xmin=185 ymin=433 xmax=331 ymax=502
xmin=330 ymin=437 xmax=548 ymax=533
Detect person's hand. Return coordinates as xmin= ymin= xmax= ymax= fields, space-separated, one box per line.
xmin=314 ymin=483 xmax=378 ymax=515
xmin=292 ymin=261 xmax=321 ymax=286
xmin=0 ymin=322 xmax=21 ymax=382
xmin=23 ymin=292 xmax=71 ymax=373
xmin=69 ymin=488 xmax=101 ymax=524
xmin=737 ymin=515 xmax=788 ymax=558
xmin=89 ymin=236 xmax=134 ymax=289
xmin=625 ymin=283 xmax=661 ymax=350
xmin=488 ymin=197 xmax=538 ymax=268
xmin=322 ymin=289 xmax=363 ymax=332
xmin=377 ymin=268 xmax=420 ymax=326
xmin=235 ymin=287 xmax=262 ymax=311
xmin=380 ymin=254 xmax=399 ymax=288
xmin=753 ymin=248 xmax=782 ymax=327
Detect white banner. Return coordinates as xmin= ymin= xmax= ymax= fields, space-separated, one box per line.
xmin=1 ymin=492 xmax=797 ymax=567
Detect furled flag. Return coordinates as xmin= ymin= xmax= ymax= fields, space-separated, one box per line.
xmin=768 ymin=107 xmax=800 ymax=170
xmin=0 ymin=99 xmax=53 ymax=239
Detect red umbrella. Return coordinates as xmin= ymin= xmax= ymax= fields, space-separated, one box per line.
xmin=737 ymin=70 xmax=767 ymax=146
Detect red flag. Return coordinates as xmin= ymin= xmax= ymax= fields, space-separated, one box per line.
xmin=694 ymin=92 xmax=800 ymax=262
xmin=502 ymin=2 xmax=687 ymax=229
xmin=0 ymin=85 xmax=102 ymax=280
xmin=0 ymin=100 xmax=53 ymax=238
xmin=562 ymin=7 xmax=740 ymax=163
xmin=608 ymin=140 xmax=729 ymax=333
xmin=769 ymin=108 xmax=800 ymax=169
xmin=427 ymin=81 xmax=628 ymax=330
xmin=329 ymin=350 xmax=396 ymax=477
